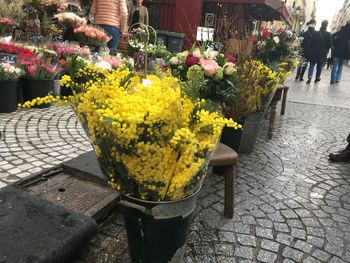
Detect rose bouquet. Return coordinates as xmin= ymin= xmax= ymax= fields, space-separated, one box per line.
xmin=100 ymin=55 xmax=123 ymax=69
xmin=20 ymin=56 xmax=61 ymax=80
xmin=0 ymin=63 xmax=23 ymax=80
xmin=74 ymin=25 xmax=109 ymax=46
xmin=0 ymin=42 xmax=36 ymax=64
xmin=0 ymin=17 xmax=15 ymax=36
xmin=45 ymin=42 xmax=90 ymax=58
xmin=251 ymin=27 xmax=300 ymax=67
xmin=54 ymin=12 xmax=86 ymax=28
xmin=169 ymin=47 xmax=240 ymax=110
xmin=60 ymin=66 xmax=239 ymax=201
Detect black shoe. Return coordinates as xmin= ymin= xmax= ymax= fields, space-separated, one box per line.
xmin=335 ymin=80 xmax=340 ymax=84
xmin=330 ymin=81 xmax=335 ymax=84
xmin=315 ymin=79 xmax=321 ymax=83
xmin=329 ymin=150 xmax=350 ymax=162
xmin=299 ymin=78 xmax=304 ymax=81
xmin=306 ymin=79 xmax=311 ymax=84
xmin=295 ymin=76 xmax=299 ymax=80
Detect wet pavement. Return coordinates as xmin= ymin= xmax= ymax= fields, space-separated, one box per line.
xmin=0 ymin=66 xmax=350 ymax=263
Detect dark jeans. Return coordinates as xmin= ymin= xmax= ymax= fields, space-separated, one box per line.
xmin=99 ymin=24 xmax=121 ymax=51
xmin=308 ymin=61 xmax=324 ymax=80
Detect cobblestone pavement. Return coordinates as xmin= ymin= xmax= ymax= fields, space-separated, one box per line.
xmin=287 ymin=66 xmax=350 ymax=109
xmin=0 ymin=107 xmax=92 ymax=187
xmin=73 ymin=102 xmax=350 ymax=263
xmin=1 ymin=72 xmax=350 ymax=262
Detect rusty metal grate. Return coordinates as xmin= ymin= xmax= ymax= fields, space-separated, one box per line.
xmin=17 ymin=168 xmax=119 ymax=222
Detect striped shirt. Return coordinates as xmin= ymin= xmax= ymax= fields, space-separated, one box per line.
xmin=90 ymin=0 xmax=128 ymax=32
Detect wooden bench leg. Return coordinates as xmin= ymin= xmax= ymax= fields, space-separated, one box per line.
xmin=224 ymin=164 xmax=235 ymax=218
xmin=268 ymin=101 xmax=277 ymax=140
xmin=281 ymin=88 xmax=288 ymax=115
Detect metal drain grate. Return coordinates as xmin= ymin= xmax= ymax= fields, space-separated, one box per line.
xmin=17 ymin=168 xmax=119 ymax=221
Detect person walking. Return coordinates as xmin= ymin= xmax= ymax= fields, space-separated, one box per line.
xmin=306 ymin=20 xmax=332 ymax=84
xmin=329 ymin=133 xmax=350 ymax=162
xmin=128 ymin=0 xmax=149 ymax=26
xmin=90 ymin=0 xmax=128 ymax=51
xmin=330 ymin=22 xmax=350 ymax=84
xmin=295 ymin=19 xmax=316 ymax=81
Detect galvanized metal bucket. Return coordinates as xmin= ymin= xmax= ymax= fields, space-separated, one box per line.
xmin=120 ymin=188 xmax=200 ymax=263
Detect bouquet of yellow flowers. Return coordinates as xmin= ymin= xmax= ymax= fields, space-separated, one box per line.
xmin=60 ymin=66 xmax=240 ymax=201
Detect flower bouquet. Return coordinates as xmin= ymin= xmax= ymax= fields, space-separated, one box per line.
xmin=74 ymin=25 xmax=109 ymax=46
xmin=100 ymin=55 xmax=123 ymax=69
xmin=169 ymin=46 xmax=240 ymax=110
xmin=0 ymin=63 xmax=24 ymax=112
xmin=0 ymin=17 xmax=15 ymax=36
xmin=251 ymin=27 xmax=300 ymax=68
xmin=0 ymin=63 xmax=23 ymax=80
xmin=59 ymin=65 xmax=240 ymax=262
xmin=45 ymin=42 xmax=90 ymax=58
xmin=0 ymin=42 xmax=36 ymax=64
xmin=54 ymin=12 xmax=86 ymax=28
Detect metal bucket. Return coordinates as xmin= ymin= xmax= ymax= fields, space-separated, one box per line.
xmin=239 ymin=112 xmax=265 ymax=154
xmin=120 ymin=188 xmax=200 ymax=263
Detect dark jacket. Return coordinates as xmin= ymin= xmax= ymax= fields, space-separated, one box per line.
xmin=301 ymin=27 xmax=315 ymax=59
xmin=332 ymin=24 xmax=350 ymax=59
xmin=308 ymin=28 xmax=332 ymax=62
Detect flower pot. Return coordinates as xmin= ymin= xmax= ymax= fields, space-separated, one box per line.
xmin=120 ymin=188 xmax=200 ymax=263
xmin=239 ymin=112 xmax=265 ymax=154
xmin=0 ymin=80 xmax=19 ymax=113
xmin=220 ymin=120 xmax=245 ymax=153
xmin=21 ymin=79 xmax=54 ymax=108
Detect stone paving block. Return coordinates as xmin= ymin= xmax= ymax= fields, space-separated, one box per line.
xmin=312 ymin=249 xmax=331 ymax=261
xmin=234 ymin=245 xmax=254 ymax=260
xmin=0 ymin=186 xmax=97 ymax=263
xmin=257 ymin=249 xmax=277 ymax=263
xmin=237 ymin=234 xmax=256 ymax=247
xmin=260 ymin=239 xmax=280 ymax=253
xmin=282 ymin=247 xmax=304 ymax=262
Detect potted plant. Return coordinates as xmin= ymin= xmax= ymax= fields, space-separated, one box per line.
xmin=226 ymin=59 xmax=279 ymax=153
xmin=59 ymin=65 xmax=240 ymax=263
xmin=20 ymin=56 xmax=61 ymax=108
xmin=0 ymin=63 xmax=23 ymax=113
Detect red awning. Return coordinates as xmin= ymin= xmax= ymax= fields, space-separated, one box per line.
xmin=203 ymin=0 xmax=293 ymax=25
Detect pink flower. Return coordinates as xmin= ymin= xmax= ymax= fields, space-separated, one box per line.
xmin=278 ymin=28 xmax=284 ymax=33
xmin=186 ymin=54 xmax=200 ymax=66
xmin=200 ymin=59 xmax=219 ymax=77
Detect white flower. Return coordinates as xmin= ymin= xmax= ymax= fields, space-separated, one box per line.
xmin=273 ymin=36 xmax=280 ymax=44
xmin=177 ymin=51 xmax=189 ymax=61
xmin=95 ymin=60 xmax=112 ymax=70
xmin=170 ymin=56 xmax=180 ymax=65
xmin=223 ymin=62 xmax=236 ymax=75
xmin=192 ymin=49 xmax=202 ymax=58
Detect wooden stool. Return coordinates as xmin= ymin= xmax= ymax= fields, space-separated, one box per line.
xmin=209 ymin=143 xmax=238 ymax=218
xmin=268 ymin=85 xmax=289 ymax=139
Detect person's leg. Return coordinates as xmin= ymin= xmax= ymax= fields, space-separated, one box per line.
xmin=299 ymin=63 xmax=307 ymax=80
xmin=99 ymin=25 xmax=121 ymax=51
xmin=307 ymin=62 xmax=316 ymax=83
xmin=336 ymin=58 xmax=344 ymax=82
xmin=315 ymin=61 xmax=324 ymax=81
xmin=295 ymin=65 xmax=301 ymax=80
xmin=331 ymin=57 xmax=339 ymax=84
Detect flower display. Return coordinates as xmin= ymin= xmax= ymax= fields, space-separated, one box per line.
xmin=225 ymin=60 xmax=279 ymax=119
xmin=100 ymin=55 xmax=123 ymax=69
xmin=169 ymin=46 xmax=240 ymax=109
xmin=0 ymin=42 xmax=36 ymax=65
xmin=0 ymin=17 xmax=15 ymax=35
xmin=74 ymin=25 xmax=110 ymax=46
xmin=0 ymin=63 xmax=23 ymax=80
xmin=54 ymin=12 xmax=86 ymax=27
xmin=251 ymin=26 xmax=300 ymax=67
xmin=59 ymin=66 xmax=239 ymax=201
xmin=45 ymin=42 xmax=90 ymax=58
